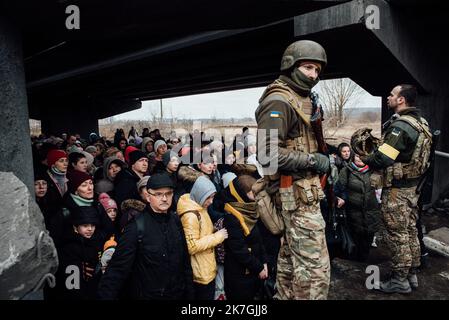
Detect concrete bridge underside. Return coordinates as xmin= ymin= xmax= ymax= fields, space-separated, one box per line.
xmin=0 ymin=0 xmax=448 ymax=198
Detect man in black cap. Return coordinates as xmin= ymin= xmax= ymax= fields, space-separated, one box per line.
xmin=97 ymin=173 xmax=194 ymax=300
xmin=114 ymin=150 xmax=148 ymax=208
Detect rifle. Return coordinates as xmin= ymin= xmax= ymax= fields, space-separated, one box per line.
xmin=417 ymin=129 xmax=441 ymax=208
xmin=309 ymin=92 xmax=337 ymax=228
xmin=310 ymin=92 xmax=355 ymax=256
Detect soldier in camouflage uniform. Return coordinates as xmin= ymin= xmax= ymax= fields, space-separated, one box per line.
xmin=359 ymin=84 xmax=432 ymax=294
xmin=255 ymin=40 xmax=332 ymax=300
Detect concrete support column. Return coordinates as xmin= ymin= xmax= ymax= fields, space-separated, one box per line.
xmin=0 ymin=15 xmax=34 ymax=191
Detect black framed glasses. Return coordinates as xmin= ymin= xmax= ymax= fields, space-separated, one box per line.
xmin=148 ymin=191 xmax=174 ymax=199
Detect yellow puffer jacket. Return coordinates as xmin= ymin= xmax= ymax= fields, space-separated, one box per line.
xmin=177 ymin=193 xmax=225 ymax=285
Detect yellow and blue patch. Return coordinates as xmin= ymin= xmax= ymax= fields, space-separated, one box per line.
xmin=270 ymin=111 xmax=281 ymax=118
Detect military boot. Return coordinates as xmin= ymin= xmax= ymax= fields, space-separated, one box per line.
xmin=407 ymin=268 xmax=419 ymax=290
xmin=378 ymin=273 xmax=412 ymax=294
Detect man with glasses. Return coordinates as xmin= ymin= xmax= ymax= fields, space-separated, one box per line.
xmin=98 ymin=173 xmax=194 ymax=300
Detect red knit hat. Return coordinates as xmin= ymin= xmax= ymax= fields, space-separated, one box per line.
xmin=47 ymin=149 xmax=68 ymax=167
xmin=124 ymin=146 xmax=139 ymax=164
xmin=67 ymin=170 xmax=92 ymax=194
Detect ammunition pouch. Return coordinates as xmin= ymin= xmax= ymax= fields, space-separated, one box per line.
xmin=293 ymin=175 xmax=325 ymax=207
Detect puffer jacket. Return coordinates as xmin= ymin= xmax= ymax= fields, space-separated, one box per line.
xmin=335 ymin=165 xmax=381 ymax=234
xmin=177 ymin=194 xmax=225 ymax=285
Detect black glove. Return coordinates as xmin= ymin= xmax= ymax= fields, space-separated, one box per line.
xmin=309 ymin=153 xmax=330 ymax=174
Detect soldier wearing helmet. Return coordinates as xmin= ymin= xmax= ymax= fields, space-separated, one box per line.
xmin=255 ymin=40 xmax=331 ymax=300
xmin=358 ymin=84 xmax=433 ymax=294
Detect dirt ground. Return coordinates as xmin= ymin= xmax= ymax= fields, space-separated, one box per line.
xmin=328 ymin=211 xmax=449 ymax=300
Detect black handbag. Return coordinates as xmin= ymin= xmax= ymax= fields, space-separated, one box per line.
xmin=325 ymin=208 xmax=356 ymax=257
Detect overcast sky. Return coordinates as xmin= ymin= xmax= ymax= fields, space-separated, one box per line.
xmin=111 ymin=79 xmax=382 ymax=121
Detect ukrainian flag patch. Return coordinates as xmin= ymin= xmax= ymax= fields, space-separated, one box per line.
xmin=270 ymin=111 xmax=281 ymax=118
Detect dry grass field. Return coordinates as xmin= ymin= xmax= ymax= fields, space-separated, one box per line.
xmin=30 ymin=112 xmax=381 ymax=147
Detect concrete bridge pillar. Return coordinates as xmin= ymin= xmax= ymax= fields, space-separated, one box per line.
xmin=0 ymin=14 xmax=34 ymax=192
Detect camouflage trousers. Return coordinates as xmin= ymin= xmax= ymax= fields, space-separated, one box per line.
xmin=274 ymin=202 xmax=330 ymax=300
xmin=381 ymin=187 xmax=421 ymax=278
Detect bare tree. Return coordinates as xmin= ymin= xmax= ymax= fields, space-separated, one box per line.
xmin=317 ymin=78 xmax=363 ymax=128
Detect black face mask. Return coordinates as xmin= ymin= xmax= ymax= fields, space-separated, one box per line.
xmin=290 ymin=67 xmax=320 ymax=93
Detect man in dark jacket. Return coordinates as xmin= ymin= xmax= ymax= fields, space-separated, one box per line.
xmin=114 ymin=150 xmax=148 ymax=208
xmin=97 ymin=173 xmax=194 ymax=300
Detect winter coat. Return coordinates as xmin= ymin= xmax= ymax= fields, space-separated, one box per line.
xmin=119 ymin=199 xmax=146 ymax=232
xmin=177 ymin=194 xmax=225 ymax=285
xmin=335 ymin=155 xmax=350 ymax=172
xmin=51 ymin=193 xmax=115 ymax=248
xmin=335 ymin=166 xmax=381 ymax=235
xmin=97 ymin=205 xmax=194 ymax=300
xmin=43 ymin=170 xmax=67 ymax=221
xmin=223 ymin=212 xmax=267 ymax=300
xmin=55 ymin=231 xmax=104 ymax=300
xmin=177 ymin=165 xmax=204 ymax=193
xmin=113 ymin=168 xmax=141 ymax=208
xmin=148 ymin=152 xmax=165 ymax=175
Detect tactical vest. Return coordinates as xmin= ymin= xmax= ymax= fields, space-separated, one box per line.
xmin=259 ymin=80 xmax=324 ymax=209
xmin=383 ymin=114 xmax=432 ymax=185
xmin=260 ymin=79 xmax=318 ymax=154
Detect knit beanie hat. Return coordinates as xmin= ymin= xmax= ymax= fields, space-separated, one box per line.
xmin=81 ymin=151 xmax=94 ymax=167
xmin=67 ymin=170 xmax=92 ymax=194
xmin=236 ymin=175 xmax=257 ymax=194
xmin=137 ymin=175 xmax=151 ymax=191
xmin=98 ymin=193 xmax=118 ymax=211
xmin=101 ymin=236 xmax=117 ymax=270
xmin=154 ymin=140 xmax=167 ymax=152
xmin=128 ymin=150 xmax=147 ymax=166
xmin=190 ymin=176 xmax=216 ymax=206
xmin=34 ymin=167 xmax=48 ymax=182
xmin=85 ymin=145 xmax=97 ymax=154
xmin=67 ymin=145 xmax=83 ymax=154
xmin=135 ymin=136 xmax=143 ymax=146
xmin=226 ymin=175 xmax=254 ymax=203
xmin=222 ymin=172 xmax=237 ymax=188
xmin=146 ymin=172 xmax=174 ymax=190
xmin=47 ymin=149 xmax=68 ymax=167
xmin=162 ymin=150 xmax=179 ymax=167
xmin=71 ymin=206 xmax=99 ymax=226
xmin=124 ymin=146 xmax=139 ymax=164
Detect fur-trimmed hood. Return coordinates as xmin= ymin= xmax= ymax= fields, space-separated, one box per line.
xmin=121 ymin=199 xmax=146 ymax=213
xmin=177 ymin=165 xmax=204 ymax=184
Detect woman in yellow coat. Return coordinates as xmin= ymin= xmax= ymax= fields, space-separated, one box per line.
xmin=177 ymin=176 xmax=228 ymax=299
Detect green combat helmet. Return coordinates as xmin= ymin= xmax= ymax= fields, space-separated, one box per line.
xmin=351 ymin=127 xmax=381 ymax=156
xmin=280 ymin=40 xmax=327 ymax=71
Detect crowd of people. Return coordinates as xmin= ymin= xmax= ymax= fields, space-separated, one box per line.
xmin=31 ymin=124 xmax=387 ymax=300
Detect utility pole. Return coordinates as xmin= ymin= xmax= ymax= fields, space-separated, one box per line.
xmin=160 ymin=99 xmax=163 ymax=121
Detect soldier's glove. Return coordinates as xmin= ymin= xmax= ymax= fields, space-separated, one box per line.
xmin=308 ymin=153 xmax=330 ymax=174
